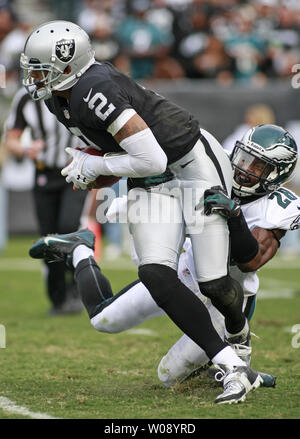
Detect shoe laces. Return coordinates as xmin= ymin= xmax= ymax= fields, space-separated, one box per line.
xmin=215 ymin=369 xmax=226 ymax=382
xmin=214 ymin=365 xmax=230 ymax=383
xmin=214 ymin=367 xmax=245 ymax=397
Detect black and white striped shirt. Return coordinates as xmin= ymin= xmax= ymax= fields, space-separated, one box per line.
xmin=6 ymin=88 xmax=85 ymax=169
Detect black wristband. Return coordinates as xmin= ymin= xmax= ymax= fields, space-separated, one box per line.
xmin=228 ymin=211 xmax=259 ymax=264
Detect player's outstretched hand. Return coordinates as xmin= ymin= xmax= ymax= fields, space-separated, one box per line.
xmin=204 ymin=186 xmax=240 ymax=219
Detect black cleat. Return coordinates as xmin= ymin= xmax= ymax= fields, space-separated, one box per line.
xmin=29 ymin=228 xmax=95 ymax=267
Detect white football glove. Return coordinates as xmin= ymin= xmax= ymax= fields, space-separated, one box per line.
xmin=61 ymin=148 xmax=97 ymax=190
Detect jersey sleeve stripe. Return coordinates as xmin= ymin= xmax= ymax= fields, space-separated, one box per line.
xmin=107 ymin=108 xmax=137 ymax=136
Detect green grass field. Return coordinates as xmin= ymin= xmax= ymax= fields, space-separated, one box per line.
xmin=0 ymin=236 xmax=299 ymax=420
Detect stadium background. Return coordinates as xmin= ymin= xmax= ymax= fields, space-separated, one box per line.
xmin=1 ymin=0 xmax=300 ymax=242
xmin=0 ymin=0 xmax=299 ymax=421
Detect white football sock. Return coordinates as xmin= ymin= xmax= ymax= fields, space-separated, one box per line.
xmin=72 ymin=245 xmax=94 ymax=268
xmin=211 ymin=346 xmax=246 ymax=368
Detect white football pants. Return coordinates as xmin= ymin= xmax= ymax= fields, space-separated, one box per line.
xmin=127 ymin=129 xmax=233 ymax=282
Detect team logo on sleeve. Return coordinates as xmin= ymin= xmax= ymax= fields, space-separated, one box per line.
xmin=55 ymin=39 xmax=75 ymax=62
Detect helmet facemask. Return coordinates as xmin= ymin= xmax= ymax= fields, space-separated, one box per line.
xmin=231 ymin=124 xmax=298 ymax=198
xmin=232 ymin=141 xmax=279 ymax=197
xmin=21 ymin=54 xmax=64 ymax=100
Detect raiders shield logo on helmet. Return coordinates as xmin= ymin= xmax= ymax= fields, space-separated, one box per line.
xmin=55 ymin=39 xmax=75 ymax=62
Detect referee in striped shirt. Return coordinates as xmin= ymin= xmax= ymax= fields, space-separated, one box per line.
xmin=4 ymin=87 xmax=87 ymax=315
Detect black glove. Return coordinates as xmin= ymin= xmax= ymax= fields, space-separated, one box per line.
xmin=204 ymin=186 xmax=240 ymax=219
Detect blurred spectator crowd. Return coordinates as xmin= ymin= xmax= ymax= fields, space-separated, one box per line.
xmin=1 ymin=0 xmax=300 ymax=258
xmin=1 ymin=0 xmax=300 ymax=99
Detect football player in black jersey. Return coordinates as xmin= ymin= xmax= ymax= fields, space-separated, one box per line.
xmin=21 ymin=20 xmax=264 ymax=403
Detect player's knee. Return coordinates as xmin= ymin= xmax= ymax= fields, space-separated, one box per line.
xmin=199 ymin=275 xmax=243 ymax=309
xmin=138 ymin=263 xmax=178 ymax=307
xmin=157 ymin=355 xmax=175 ymax=388
xmin=90 ymin=313 xmax=123 ymax=334
xmin=157 ymin=351 xmax=205 ymax=388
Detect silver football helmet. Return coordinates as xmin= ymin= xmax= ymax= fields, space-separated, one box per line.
xmin=20 ymin=20 xmax=95 ymax=101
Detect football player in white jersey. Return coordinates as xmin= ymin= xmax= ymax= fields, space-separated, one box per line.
xmin=29 ymin=124 xmax=298 ymax=403
xmin=158 ymin=123 xmax=299 ymax=386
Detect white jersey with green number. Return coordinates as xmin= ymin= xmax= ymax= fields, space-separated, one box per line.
xmin=179 ymin=186 xmax=300 ymax=299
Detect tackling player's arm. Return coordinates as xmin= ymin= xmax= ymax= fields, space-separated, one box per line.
xmin=237 ymin=227 xmax=285 ymax=273
xmin=203 ymin=187 xmax=286 ymax=272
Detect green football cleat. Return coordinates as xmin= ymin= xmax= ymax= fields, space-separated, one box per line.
xmin=29 ymin=228 xmax=95 ymax=267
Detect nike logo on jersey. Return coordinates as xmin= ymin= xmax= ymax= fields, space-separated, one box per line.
xmin=83 ymin=88 xmax=93 ymax=103
xmin=180 ymin=159 xmax=194 ymax=169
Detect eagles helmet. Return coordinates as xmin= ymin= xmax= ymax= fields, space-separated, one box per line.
xmin=20 ymin=20 xmax=95 ymax=101
xmin=231 ymin=124 xmax=298 ymax=198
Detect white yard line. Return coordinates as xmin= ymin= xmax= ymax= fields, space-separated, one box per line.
xmin=126 ymin=328 xmax=158 ymax=336
xmin=257 ymin=278 xmax=299 ymax=299
xmin=257 ymin=289 xmax=296 ymax=299
xmin=0 ymin=396 xmax=59 ymax=419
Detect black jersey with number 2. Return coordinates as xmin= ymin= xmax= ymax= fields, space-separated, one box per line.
xmin=45 ymin=62 xmax=200 ymax=164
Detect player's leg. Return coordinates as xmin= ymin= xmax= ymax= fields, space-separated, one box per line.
xmin=157 ymin=294 xmax=257 ymax=387
xmin=158 ymin=294 xmax=275 ymax=389
xmin=172 ymin=130 xmax=248 ymax=339
xmin=191 ymin=219 xmax=247 ymax=336
xmin=129 ymin=188 xmax=245 ymax=364
xmin=73 ymin=246 xmax=164 ymax=331
xmin=90 ymin=279 xmax=165 ymax=333
xmin=162 ymin=132 xmax=262 ymax=403
xmin=29 ymin=230 xmax=165 ymax=331
xmin=158 ymin=301 xmax=225 ymax=387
